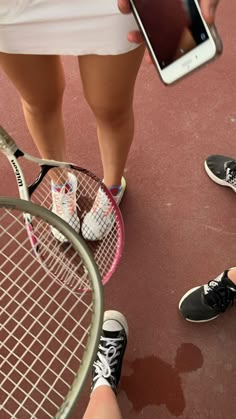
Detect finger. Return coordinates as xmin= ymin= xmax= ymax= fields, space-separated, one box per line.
xmin=127 ymin=30 xmax=144 ymax=44
xmin=144 ymin=50 xmax=153 ymax=65
xmin=118 ymin=0 xmax=131 ymax=14
xmin=200 ymin=0 xmax=219 ymax=24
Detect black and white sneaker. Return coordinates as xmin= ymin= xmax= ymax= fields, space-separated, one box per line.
xmin=205 ymin=154 xmax=236 ymax=192
xmin=179 ymin=269 xmax=236 ymax=322
xmin=91 ymin=310 xmax=128 ymax=393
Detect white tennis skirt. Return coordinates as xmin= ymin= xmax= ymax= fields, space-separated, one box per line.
xmin=0 ymin=0 xmax=138 ymax=55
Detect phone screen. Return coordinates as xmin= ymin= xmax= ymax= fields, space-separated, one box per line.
xmin=132 ymin=0 xmax=209 ymax=69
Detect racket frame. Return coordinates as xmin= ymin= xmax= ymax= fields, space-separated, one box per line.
xmin=0 ymin=126 xmax=125 ymax=283
xmin=0 ymin=196 xmax=104 ymax=418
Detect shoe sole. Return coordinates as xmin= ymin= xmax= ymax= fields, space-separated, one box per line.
xmin=117 ymin=177 xmax=126 ymax=205
xmin=51 ymin=222 xmax=80 ymax=243
xmin=51 ymin=211 xmax=80 ymax=242
xmin=204 ymin=160 xmax=236 ymax=193
xmin=104 ymin=310 xmax=129 ymax=336
xmin=178 ymin=286 xmax=220 ymax=323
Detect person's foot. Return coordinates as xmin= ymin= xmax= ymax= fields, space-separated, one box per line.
xmin=51 ymin=172 xmax=80 ymax=241
xmin=81 ymin=177 xmax=126 ymax=241
xmin=179 ymin=269 xmax=236 ymax=322
xmin=205 ymin=155 xmax=236 ymax=192
xmin=91 ymin=310 xmax=128 ymax=394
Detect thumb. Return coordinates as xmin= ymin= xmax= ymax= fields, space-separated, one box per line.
xmin=117 ymin=0 xmax=131 ymax=14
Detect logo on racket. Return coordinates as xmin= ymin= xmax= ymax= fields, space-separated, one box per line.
xmin=11 ymin=159 xmax=23 ymax=187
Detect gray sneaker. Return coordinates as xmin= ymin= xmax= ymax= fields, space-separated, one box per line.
xmin=205 ymin=154 xmax=236 ymax=192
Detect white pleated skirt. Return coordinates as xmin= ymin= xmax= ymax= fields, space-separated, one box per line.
xmin=0 ymin=0 xmax=138 ymax=55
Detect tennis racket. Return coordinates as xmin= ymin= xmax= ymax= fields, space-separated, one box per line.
xmin=0 ymin=125 xmax=124 ymax=285
xmin=0 ymin=196 xmax=103 ymax=418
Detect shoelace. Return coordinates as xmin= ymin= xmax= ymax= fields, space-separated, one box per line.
xmin=93 ymin=336 xmax=123 ymax=383
xmin=53 ymin=183 xmax=76 ymax=216
xmin=205 ymin=279 xmax=236 ymax=312
xmin=225 ymin=161 xmax=236 ymax=186
xmin=92 ymin=189 xmax=113 ymax=216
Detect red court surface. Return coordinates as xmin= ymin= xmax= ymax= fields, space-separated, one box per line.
xmin=1 ymin=3 xmax=236 ymax=418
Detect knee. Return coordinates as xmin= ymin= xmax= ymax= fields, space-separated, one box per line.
xmin=90 ymin=102 xmax=133 ymax=127
xmin=83 ymin=81 xmax=134 ymax=126
xmin=21 ymin=82 xmax=65 ymax=119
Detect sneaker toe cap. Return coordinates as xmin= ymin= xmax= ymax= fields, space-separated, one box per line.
xmin=179 ymin=286 xmax=219 ymax=322
xmin=81 ymin=215 xmax=103 ymax=241
xmin=206 ymin=154 xmax=234 ymax=178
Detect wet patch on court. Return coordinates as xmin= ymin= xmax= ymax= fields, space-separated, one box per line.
xmin=122 ymin=343 xmax=203 ymax=416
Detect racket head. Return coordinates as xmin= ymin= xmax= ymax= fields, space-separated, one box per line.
xmin=30 ymin=165 xmax=125 ymax=286
xmin=0 ymin=196 xmax=103 ymax=419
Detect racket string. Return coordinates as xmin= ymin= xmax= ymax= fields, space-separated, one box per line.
xmin=30 ymin=167 xmax=123 ymax=285
xmin=0 ymin=205 xmax=99 ymax=418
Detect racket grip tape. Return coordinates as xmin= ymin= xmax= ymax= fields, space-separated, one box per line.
xmin=0 ymin=126 xmax=18 ymax=155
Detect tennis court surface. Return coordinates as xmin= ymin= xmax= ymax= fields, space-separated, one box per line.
xmin=1 ymin=3 xmax=236 ymax=418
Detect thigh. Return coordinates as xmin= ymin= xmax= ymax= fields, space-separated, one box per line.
xmin=78 ymin=46 xmax=144 ymax=116
xmin=0 ymin=53 xmax=65 ymax=110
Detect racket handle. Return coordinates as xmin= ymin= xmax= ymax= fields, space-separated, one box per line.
xmin=0 ymin=126 xmax=18 ymax=155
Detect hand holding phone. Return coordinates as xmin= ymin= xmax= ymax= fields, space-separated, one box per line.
xmin=118 ymin=0 xmax=222 ymax=82
xmin=129 ymin=0 xmax=222 ymax=84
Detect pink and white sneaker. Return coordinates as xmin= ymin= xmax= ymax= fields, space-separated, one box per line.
xmin=81 ymin=177 xmax=126 ymax=241
xmin=51 ymin=172 xmax=80 ymax=241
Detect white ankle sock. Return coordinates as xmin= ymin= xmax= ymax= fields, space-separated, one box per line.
xmin=92 ymin=377 xmax=111 ymax=393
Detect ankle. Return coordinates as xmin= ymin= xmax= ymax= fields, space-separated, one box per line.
xmin=103 ymin=177 xmax=122 ymax=189
xmin=92 ymin=377 xmax=111 ymax=393
xmin=109 ymin=185 xmax=122 ymax=197
xmin=227 ymin=268 xmax=236 ymax=284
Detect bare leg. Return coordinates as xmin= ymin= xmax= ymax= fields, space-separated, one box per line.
xmin=78 ymin=46 xmax=144 ymax=188
xmin=0 ymin=53 xmax=66 ymax=181
xmin=83 ymin=386 xmax=123 ymax=419
xmin=228 ymin=268 xmax=236 ymax=283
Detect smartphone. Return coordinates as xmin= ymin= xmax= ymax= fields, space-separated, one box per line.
xmin=129 ymin=0 xmax=223 ymax=85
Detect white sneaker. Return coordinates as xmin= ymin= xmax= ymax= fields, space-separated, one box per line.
xmin=81 ymin=177 xmax=126 ymax=241
xmin=51 ymin=172 xmax=80 ymax=241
